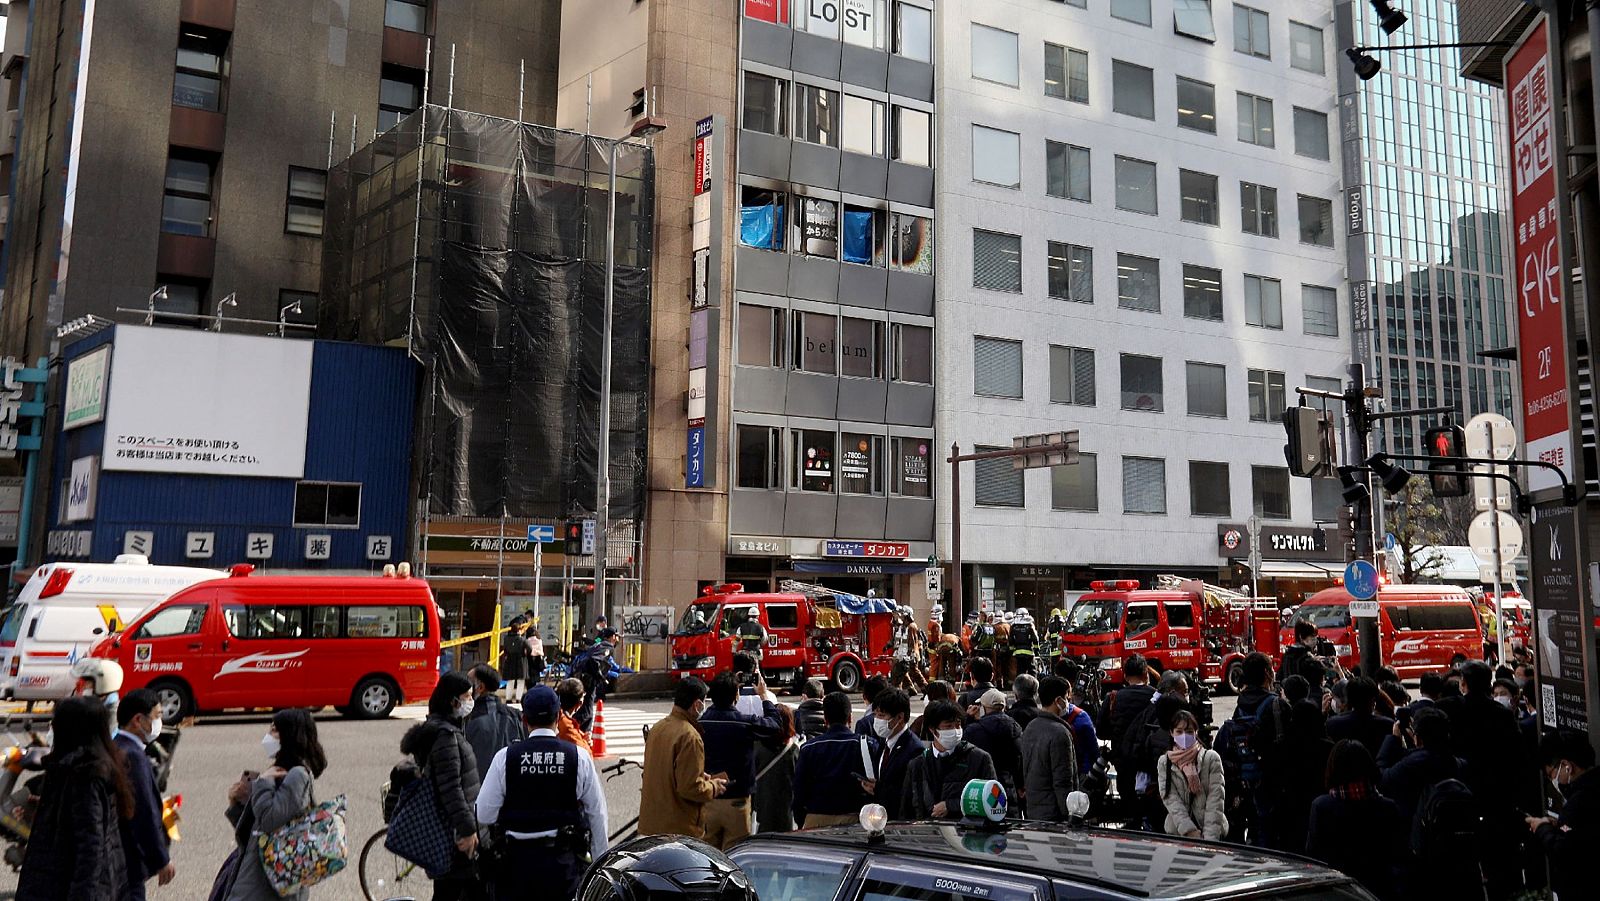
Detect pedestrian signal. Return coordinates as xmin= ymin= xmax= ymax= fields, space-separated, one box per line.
xmin=1424 ymin=425 xmax=1469 ymax=498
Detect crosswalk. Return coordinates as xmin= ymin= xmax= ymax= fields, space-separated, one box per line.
xmin=392 ymin=701 xmax=660 ymax=763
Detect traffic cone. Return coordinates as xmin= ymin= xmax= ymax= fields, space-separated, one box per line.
xmin=591 ymin=699 xmax=608 ymax=757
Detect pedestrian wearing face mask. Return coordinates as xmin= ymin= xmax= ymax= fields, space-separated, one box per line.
xmin=1157 ymin=711 xmax=1226 ymax=840
xmin=905 ymin=701 xmax=997 ymax=820
xmin=1019 ymin=676 xmax=1082 ymax=822
xmin=869 ymin=688 xmax=924 ymax=819
xmin=113 ymin=689 xmax=174 ymax=900
xmin=1493 ymin=677 xmax=1539 ymax=761
xmin=1277 ymin=620 xmax=1328 ymax=704
xmin=1527 ymin=729 xmax=1599 ymax=901
xmin=639 ymin=677 xmax=728 ymax=839
xmin=400 ymin=672 xmax=489 ymax=900
xmin=963 ymin=689 xmax=1024 ymax=812
xmin=219 ymin=708 xmax=327 ymax=901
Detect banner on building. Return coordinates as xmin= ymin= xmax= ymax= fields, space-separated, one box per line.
xmin=63 ymin=345 xmax=110 ymax=430
xmin=102 ymin=326 xmax=314 ymax=478
xmin=66 ymin=455 xmax=99 ymax=522
xmin=743 ymin=0 xmax=789 ymax=25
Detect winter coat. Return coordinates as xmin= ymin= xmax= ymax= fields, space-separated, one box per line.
xmin=1262 ymin=701 xmax=1333 ymax=855
xmin=1019 ymin=710 xmax=1081 ymax=821
xmin=1104 ymin=683 xmax=1156 ymax=758
xmin=465 ymin=693 xmax=525 ymax=781
xmin=1326 ymin=711 xmax=1396 ymax=759
xmin=114 ymin=731 xmax=170 ymax=892
xmin=792 ymin=727 xmax=879 ymax=822
xmin=874 ymin=729 xmax=926 ymax=820
xmin=557 ymin=710 xmax=593 ymax=755
xmin=223 ymin=766 xmax=315 ymax=901
xmin=751 ymin=736 xmax=798 ymax=833
xmin=963 ymin=712 xmax=1023 ymax=796
xmin=701 ymin=700 xmax=782 ymax=799
xmin=1157 ymin=748 xmax=1228 ymax=840
xmin=1305 ymin=789 xmax=1406 ymax=901
xmin=1007 ymin=699 xmax=1041 ymax=733
xmin=905 ymin=742 xmax=997 ymax=820
xmin=639 ymin=706 xmax=720 ymax=838
xmin=1438 ymin=692 xmax=1536 ymax=813
xmin=794 ymin=699 xmax=827 ymax=739
xmin=1276 ymin=645 xmax=1327 ymax=702
xmin=15 ymin=748 xmax=129 ymax=901
xmin=1537 ymin=766 xmax=1600 ymax=901
xmin=403 ymin=715 xmax=484 ymax=881
xmin=1375 ymin=736 xmax=1463 ymax=823
xmin=499 ymin=632 xmax=530 ymax=681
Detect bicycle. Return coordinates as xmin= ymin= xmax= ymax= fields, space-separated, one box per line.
xmin=603 ymin=758 xmax=645 ymax=843
xmin=358 ymin=780 xmax=431 ymax=901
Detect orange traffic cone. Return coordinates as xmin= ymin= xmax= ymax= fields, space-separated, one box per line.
xmin=591 ymin=699 xmax=608 ymax=757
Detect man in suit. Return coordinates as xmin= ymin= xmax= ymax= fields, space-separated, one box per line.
xmin=866 ymin=688 xmax=924 ymax=819
xmin=112 ymin=689 xmax=173 ymax=900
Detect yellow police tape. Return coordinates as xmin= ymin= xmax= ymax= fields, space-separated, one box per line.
xmin=439 ymin=604 xmax=504 ymax=666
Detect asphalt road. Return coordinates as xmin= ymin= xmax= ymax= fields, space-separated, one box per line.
xmin=0 ymin=690 xmax=1243 ymax=900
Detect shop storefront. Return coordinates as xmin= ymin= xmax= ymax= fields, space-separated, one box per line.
xmin=1218 ymin=523 xmax=1344 ymax=607
xmin=726 ymin=535 xmax=935 ymax=608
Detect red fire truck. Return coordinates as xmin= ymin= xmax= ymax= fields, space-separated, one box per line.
xmin=1059 ymin=578 xmax=1280 ymax=693
xmin=668 ymin=582 xmax=898 ymax=692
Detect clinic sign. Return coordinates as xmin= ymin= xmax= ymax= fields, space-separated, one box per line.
xmin=1506 ymin=18 xmax=1575 ymax=497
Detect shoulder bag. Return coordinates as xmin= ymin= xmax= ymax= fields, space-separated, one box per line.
xmin=255 ymin=793 xmax=349 ymax=896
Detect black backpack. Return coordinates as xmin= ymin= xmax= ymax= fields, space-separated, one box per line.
xmin=1217 ymin=695 xmax=1279 ymax=787
xmin=1411 ymin=777 xmax=1481 ymax=859
xmin=1121 ymin=703 xmax=1166 ymax=777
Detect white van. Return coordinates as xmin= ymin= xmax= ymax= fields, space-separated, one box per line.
xmin=0 ymin=556 xmax=222 ymax=701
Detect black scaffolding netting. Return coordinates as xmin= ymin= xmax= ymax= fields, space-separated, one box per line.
xmin=321 ymin=106 xmax=653 ymax=521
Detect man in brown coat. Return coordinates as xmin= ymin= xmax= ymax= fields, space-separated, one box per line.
xmin=639 ymin=676 xmax=727 ymax=838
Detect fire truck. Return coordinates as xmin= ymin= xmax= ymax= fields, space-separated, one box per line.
xmin=1059 ymin=577 xmax=1280 ymax=694
xmin=668 ymin=581 xmax=899 ymax=692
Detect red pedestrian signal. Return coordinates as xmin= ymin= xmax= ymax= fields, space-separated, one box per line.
xmin=1424 ymin=425 xmax=1468 ymax=497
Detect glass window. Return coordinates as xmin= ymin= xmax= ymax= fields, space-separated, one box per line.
xmin=385 ymin=0 xmax=428 ymax=32
xmin=889 ymin=212 xmax=933 ymax=273
xmin=1173 ymin=0 xmax=1216 ymax=41
xmin=1126 ymin=604 xmax=1160 ymax=634
xmin=347 ymin=606 xmax=427 ymax=638
xmin=1179 ymin=169 xmax=1218 ymax=225
xmin=894 ymin=2 xmax=933 ymax=62
xmin=1111 ymin=0 xmax=1152 ymax=26
xmin=893 ymin=106 xmax=932 ymax=166
xmin=838 ymin=0 xmax=886 ymax=48
xmin=1241 ymin=182 xmax=1278 ymax=237
xmin=791 ymin=311 xmax=837 ymax=374
xmin=973 ymin=126 xmax=1021 ymax=187
xmin=285 ymin=167 xmax=327 ymax=237
xmin=1252 ymin=465 xmax=1291 ymax=518
xmin=1304 ymin=284 xmax=1339 ymax=337
xmin=1189 ymin=461 xmax=1231 ymax=516
xmin=309 ymin=606 xmax=342 ymax=638
xmin=224 ymin=605 xmax=306 ymax=640
xmin=1293 ymin=106 xmax=1330 ymax=160
xmin=1120 ymin=353 xmax=1163 ymax=412
xmin=293 ymin=482 xmax=361 ymax=527
xmin=974 ymin=336 xmax=1024 ymax=398
xmin=1112 ymin=60 xmax=1155 ymax=119
xmin=795 ymin=84 xmax=840 ymax=147
xmin=973 ymin=229 xmax=1023 ymax=292
xmin=793 ymin=429 xmax=836 ymax=493
xmin=173 ymin=29 xmax=227 ymax=112
xmin=1245 ymin=275 xmax=1283 ymax=329
xmin=152 ymin=283 xmax=204 ymax=327
xmin=1050 ymin=345 xmax=1096 ymax=405
xmin=378 ymin=70 xmax=423 ymax=131
xmin=1045 ymin=44 xmax=1089 ymax=103
xmin=841 ymin=204 xmax=882 ymax=265
xmin=1048 ymin=241 xmax=1093 ymax=303
xmin=739 ymin=186 xmax=786 ymax=250
xmin=840 ymin=317 xmax=885 ymax=379
xmin=738 ymin=304 xmax=784 ymax=367
xmin=972 ymin=23 xmax=1020 ymax=86
xmin=162 ymin=156 xmax=214 ymax=236
xmin=839 ymin=433 xmax=885 ymax=495
xmin=1176 ymin=76 xmax=1216 ymax=133
xmin=1183 ymin=264 xmax=1223 ymax=321
xmin=842 ymin=94 xmax=884 ymax=155
xmin=743 ymin=72 xmax=786 ymax=136
xmin=1290 ymin=21 xmax=1325 ymax=73
xmin=974 ymin=445 xmax=1024 ymax=507
xmin=1046 ymin=141 xmax=1091 ymax=201
xmin=1186 ymin=361 xmax=1227 ymax=417
xmin=1114 ymin=156 xmax=1157 ymax=214
xmin=1298 ymin=194 xmax=1334 ymax=247
xmin=1117 ymin=253 xmax=1160 ymax=312
xmin=1248 ymin=368 xmax=1286 ymax=421
xmin=892 ymin=437 xmax=933 ymax=497
xmin=1234 ymin=4 xmax=1270 ymax=59
xmin=1052 ymin=452 xmax=1098 ymax=511
xmin=1237 ymin=92 xmax=1274 ymax=146
xmin=1123 ymin=456 xmax=1167 ymax=514
xmin=132 ymin=605 xmax=207 ymax=640
xmin=736 ymin=425 xmax=781 ymax=489
xmin=891 ymin=323 xmax=932 ymax=383
xmin=795 ymin=197 xmax=839 ymax=258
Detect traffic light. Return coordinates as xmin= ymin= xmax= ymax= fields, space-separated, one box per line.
xmin=1283 ymin=405 xmax=1336 ymax=477
xmin=564 ymin=520 xmax=584 ymax=556
xmin=1424 ymin=424 xmax=1469 ymax=497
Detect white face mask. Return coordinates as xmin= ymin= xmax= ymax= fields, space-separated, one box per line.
xmin=1494 ymin=695 xmax=1514 ymax=709
xmin=454 ymin=696 xmax=474 ymax=720
xmin=1173 ymin=732 xmax=1197 ymax=750
xmin=935 ymin=728 xmax=963 ymax=751
xmin=262 ymin=732 xmax=280 ymax=759
xmin=872 ymin=717 xmax=896 ymax=740
xmin=146 ymin=716 xmax=163 ymax=744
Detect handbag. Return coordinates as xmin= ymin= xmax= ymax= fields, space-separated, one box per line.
xmin=255 ymin=795 xmax=349 ymax=896
xmin=384 ymin=775 xmax=456 ymax=878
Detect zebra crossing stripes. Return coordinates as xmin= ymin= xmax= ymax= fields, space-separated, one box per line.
xmin=392 ymin=701 xmax=659 ymax=763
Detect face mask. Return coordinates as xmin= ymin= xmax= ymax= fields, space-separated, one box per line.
xmin=146 ymin=716 xmax=163 ymax=743
xmin=262 ymin=732 xmax=281 ymax=759
xmin=1331 ymin=700 xmax=1345 ymax=714
xmin=454 ymin=697 xmax=474 ymax=720
xmin=872 ymin=717 xmax=895 ymax=740
xmin=1173 ymin=733 xmax=1197 ymax=750
xmin=1494 ymin=696 xmax=1513 ymax=709
xmin=935 ymin=728 xmax=963 ymax=750
xmin=42 ymin=728 xmax=52 ymax=748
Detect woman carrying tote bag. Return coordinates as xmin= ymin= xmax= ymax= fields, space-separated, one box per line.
xmin=220 ymin=708 xmax=329 ymax=901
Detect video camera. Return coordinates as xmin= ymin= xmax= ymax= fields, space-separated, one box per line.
xmin=732 ymin=651 xmax=758 ymax=688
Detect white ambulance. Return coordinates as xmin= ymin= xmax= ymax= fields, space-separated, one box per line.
xmin=0 ymin=556 xmax=221 ymax=702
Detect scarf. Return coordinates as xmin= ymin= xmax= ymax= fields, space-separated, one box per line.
xmin=1167 ymin=743 xmax=1203 ymax=795
xmin=1328 ymin=781 xmax=1372 ymax=802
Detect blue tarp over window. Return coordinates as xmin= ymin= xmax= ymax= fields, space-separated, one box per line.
xmin=831 ymin=592 xmax=900 ymax=615
xmin=740 ymin=201 xmax=783 ymax=250
xmin=842 ymin=209 xmax=873 ymax=264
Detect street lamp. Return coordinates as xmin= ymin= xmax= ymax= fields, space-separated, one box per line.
xmin=1344 ymin=41 xmax=1513 ymax=81
xmin=1370 ymin=1 xmax=1408 ymax=35
xmin=146 ymin=286 xmax=169 ymax=325
xmin=277 ymin=298 xmax=302 ymax=338
xmin=212 ymin=292 xmax=237 ymax=332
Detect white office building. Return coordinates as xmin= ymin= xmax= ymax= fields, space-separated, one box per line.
xmin=935 ymin=0 xmax=1352 ymax=611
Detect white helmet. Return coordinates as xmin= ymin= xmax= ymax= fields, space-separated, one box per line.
xmin=70 ymin=658 xmax=124 ymax=697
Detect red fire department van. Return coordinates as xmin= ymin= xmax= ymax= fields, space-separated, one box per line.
xmin=91 ymin=568 xmax=441 ymax=721
xmin=669 ymin=583 xmax=897 ymax=691
xmin=1289 ymin=584 xmax=1483 ymax=678
xmin=1059 ymin=579 xmax=1280 ymax=691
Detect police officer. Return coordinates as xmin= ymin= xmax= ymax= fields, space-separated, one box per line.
xmin=476 ymin=685 xmax=607 ymax=899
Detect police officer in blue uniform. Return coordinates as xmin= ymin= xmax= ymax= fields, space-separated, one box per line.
xmin=476 ymin=685 xmax=608 ymax=899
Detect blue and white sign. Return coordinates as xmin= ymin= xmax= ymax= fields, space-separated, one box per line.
xmin=526 ymin=524 xmax=556 ymax=544
xmin=686 ymin=426 xmax=705 ymax=488
xmin=1384 ymin=532 xmax=1397 ymax=552
xmin=1345 ymin=560 xmax=1380 ymax=601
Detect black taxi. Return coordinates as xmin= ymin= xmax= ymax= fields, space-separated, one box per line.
xmin=726 ymin=821 xmax=1376 ymax=901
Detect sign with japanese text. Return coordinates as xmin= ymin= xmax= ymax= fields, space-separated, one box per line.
xmin=246 ymin=533 xmax=274 ymax=560
xmin=124 ymin=531 xmax=154 ymax=557
xmin=686 ymin=426 xmax=705 ymax=488
xmin=102 ymin=327 xmax=313 ymax=478
xmin=1217 ymin=524 xmax=1340 ymax=562
xmin=0 ymin=358 xmax=26 ymax=457
xmin=63 ymin=345 xmax=110 ymax=430
xmin=0 ymin=477 xmax=20 ymax=545
xmin=1506 ymin=18 xmax=1574 ymax=496
xmin=824 ymin=540 xmax=909 ymax=559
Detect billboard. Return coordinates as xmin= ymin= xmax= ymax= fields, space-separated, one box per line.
xmin=102 ymin=326 xmax=314 ymax=478
xmin=63 ymin=345 xmax=110 ymax=430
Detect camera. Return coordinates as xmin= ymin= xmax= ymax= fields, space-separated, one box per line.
xmin=732 ymin=651 xmax=758 ymax=687
xmin=1315 ymin=637 xmax=1336 ymax=657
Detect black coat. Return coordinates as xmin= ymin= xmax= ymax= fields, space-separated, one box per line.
xmin=1104 ymin=683 xmax=1155 ymax=757
xmin=1305 ymin=791 xmax=1406 ymax=901
xmin=1326 ymin=711 xmax=1395 ymax=759
xmin=963 ymin=712 xmax=1023 ymax=793
xmin=466 ymin=693 xmax=526 ymax=781
xmin=1007 ymin=700 xmax=1042 ymax=732
xmin=1376 ymin=737 xmax=1462 ymax=823
xmin=500 ymin=633 xmax=530 ymax=681
xmin=1277 ymin=645 xmax=1327 ymax=702
xmin=16 ymin=748 xmax=129 ymax=901
xmin=1437 ymin=693 xmax=1534 ymax=812
xmin=751 ymin=737 xmax=797 ymax=833
xmin=905 ymin=742 xmax=997 ymax=820
xmin=874 ymin=729 xmax=926 ymax=820
xmin=1538 ymin=766 xmax=1600 ymax=901
xmin=113 ymin=732 xmax=169 ymax=892
xmin=793 ymin=699 xmax=827 ymax=739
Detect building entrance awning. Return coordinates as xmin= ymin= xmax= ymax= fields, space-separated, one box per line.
xmin=1253 ymin=560 xmax=1341 ymax=578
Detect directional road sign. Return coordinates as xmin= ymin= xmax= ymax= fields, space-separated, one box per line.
xmin=526 ymin=524 xmax=556 ymax=543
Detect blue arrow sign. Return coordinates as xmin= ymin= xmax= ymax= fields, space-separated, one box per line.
xmin=526 ymin=524 xmax=556 ymax=544
xmin=1345 ymin=560 xmax=1380 ymax=600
